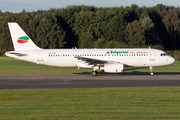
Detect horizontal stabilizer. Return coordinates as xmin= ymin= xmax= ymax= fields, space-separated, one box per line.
xmin=5 ymin=51 xmax=28 ymax=57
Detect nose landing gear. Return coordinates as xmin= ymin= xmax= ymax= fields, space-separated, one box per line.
xmin=150 ymin=66 xmax=153 ymax=76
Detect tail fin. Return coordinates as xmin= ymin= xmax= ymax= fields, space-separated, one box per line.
xmin=8 ymin=22 xmax=40 ymax=51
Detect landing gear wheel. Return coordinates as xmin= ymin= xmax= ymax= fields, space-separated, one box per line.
xmin=92 ymin=71 xmax=97 ymax=76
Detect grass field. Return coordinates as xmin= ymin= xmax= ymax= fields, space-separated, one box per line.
xmin=1 ymin=87 xmax=180 ymax=119
xmin=0 ymin=57 xmax=179 ymax=74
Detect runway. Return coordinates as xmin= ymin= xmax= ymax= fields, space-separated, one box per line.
xmin=0 ymin=74 xmax=180 ymax=90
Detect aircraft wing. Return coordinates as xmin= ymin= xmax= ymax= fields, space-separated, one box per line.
xmin=75 ymin=56 xmax=108 ymax=65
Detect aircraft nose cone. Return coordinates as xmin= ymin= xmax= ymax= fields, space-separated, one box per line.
xmin=170 ymin=57 xmax=175 ymax=64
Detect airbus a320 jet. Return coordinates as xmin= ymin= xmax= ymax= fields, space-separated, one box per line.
xmin=5 ymin=23 xmax=175 ymax=76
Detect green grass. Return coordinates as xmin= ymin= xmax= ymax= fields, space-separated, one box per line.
xmin=0 ymin=57 xmax=91 ymax=74
xmin=0 ymin=57 xmax=179 ymax=74
xmin=1 ymin=87 xmax=180 ymax=119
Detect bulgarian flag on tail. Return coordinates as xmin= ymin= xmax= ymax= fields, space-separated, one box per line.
xmin=17 ymin=36 xmax=29 ymax=44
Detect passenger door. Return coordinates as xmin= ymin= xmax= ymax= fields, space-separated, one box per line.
xmin=149 ymin=49 xmax=155 ymax=61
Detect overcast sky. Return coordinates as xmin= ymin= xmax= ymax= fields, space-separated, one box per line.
xmin=1 ymin=0 xmax=180 ymax=13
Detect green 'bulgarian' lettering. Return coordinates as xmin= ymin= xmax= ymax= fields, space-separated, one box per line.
xmin=107 ymin=51 xmax=128 ymax=54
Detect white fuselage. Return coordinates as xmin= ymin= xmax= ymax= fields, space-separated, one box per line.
xmin=6 ymin=48 xmax=175 ymax=68
xmin=6 ymin=22 xmax=175 ymax=75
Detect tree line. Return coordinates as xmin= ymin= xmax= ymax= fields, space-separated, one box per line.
xmin=0 ymin=4 xmax=180 ymax=55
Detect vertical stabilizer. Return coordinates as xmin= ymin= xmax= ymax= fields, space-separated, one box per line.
xmin=8 ymin=22 xmax=40 ymax=51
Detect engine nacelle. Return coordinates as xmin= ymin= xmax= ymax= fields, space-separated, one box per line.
xmin=100 ymin=63 xmax=124 ymax=73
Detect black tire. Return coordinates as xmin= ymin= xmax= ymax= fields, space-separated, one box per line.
xmin=91 ymin=71 xmax=97 ymax=76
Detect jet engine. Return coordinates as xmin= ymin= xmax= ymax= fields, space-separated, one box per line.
xmin=100 ymin=63 xmax=124 ymax=73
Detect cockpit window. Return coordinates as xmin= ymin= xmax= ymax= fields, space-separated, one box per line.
xmin=161 ymin=53 xmax=167 ymax=56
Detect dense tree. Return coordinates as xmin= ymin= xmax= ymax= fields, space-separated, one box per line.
xmin=0 ymin=12 xmax=15 ymax=54
xmin=163 ymin=9 xmax=180 ymax=50
xmin=124 ymin=20 xmax=145 ymax=47
xmin=1 ymin=4 xmax=180 ymax=56
xmin=102 ymin=15 xmax=127 ymax=43
xmin=140 ymin=12 xmax=161 ymax=45
xmin=29 ymin=13 xmax=66 ymax=48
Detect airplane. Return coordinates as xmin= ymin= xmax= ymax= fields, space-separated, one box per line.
xmin=5 ymin=22 xmax=175 ymax=76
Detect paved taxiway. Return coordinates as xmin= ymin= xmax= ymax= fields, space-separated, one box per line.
xmin=0 ymin=74 xmax=180 ymax=90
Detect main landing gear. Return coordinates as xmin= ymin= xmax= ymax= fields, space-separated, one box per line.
xmin=150 ymin=66 xmax=154 ymax=76
xmin=92 ymin=66 xmax=99 ymax=76
xmin=91 ymin=71 xmax=98 ymax=76
xmin=91 ymin=66 xmax=154 ymax=76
